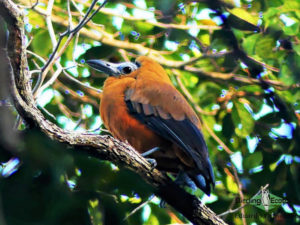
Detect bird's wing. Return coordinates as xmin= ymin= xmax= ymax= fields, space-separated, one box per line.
xmin=125 ymin=82 xmax=215 ymax=193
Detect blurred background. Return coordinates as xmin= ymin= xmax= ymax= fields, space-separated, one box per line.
xmin=0 ymin=0 xmax=299 ymax=224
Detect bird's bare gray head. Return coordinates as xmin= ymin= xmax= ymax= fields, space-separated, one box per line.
xmin=86 ymin=59 xmax=140 ymax=76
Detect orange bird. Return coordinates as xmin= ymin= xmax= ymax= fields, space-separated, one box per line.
xmin=86 ymin=56 xmax=215 ymax=195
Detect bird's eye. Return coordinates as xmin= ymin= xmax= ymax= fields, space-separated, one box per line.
xmin=122 ymin=66 xmax=132 ymax=74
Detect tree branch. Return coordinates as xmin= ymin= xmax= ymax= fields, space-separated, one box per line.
xmin=1 ymin=1 xmax=227 ymax=224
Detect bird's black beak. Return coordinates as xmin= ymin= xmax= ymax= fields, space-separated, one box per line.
xmin=86 ymin=59 xmax=120 ymax=77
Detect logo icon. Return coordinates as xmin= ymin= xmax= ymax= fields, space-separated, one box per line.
xmin=261 ymin=187 xmax=270 ymax=211
xmin=249 ymin=186 xmax=287 ymax=212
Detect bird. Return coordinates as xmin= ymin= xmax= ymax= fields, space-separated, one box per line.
xmin=261 ymin=187 xmax=270 ymax=212
xmin=86 ymin=56 xmax=215 ymax=195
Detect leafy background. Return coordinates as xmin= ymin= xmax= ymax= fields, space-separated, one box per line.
xmin=0 ymin=0 xmax=299 ymax=224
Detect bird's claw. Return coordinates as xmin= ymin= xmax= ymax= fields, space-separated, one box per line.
xmin=141 ymin=147 xmax=160 ymax=157
xmin=145 ymin=158 xmax=157 ymax=170
xmin=175 ymin=171 xmax=197 ymax=191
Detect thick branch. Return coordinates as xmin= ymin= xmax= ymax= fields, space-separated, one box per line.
xmin=1 ymin=1 xmax=227 ymax=224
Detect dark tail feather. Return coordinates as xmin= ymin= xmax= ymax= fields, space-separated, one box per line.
xmin=191 ymin=159 xmax=215 ymax=195
xmin=192 ymin=174 xmax=211 ymax=195
xmin=207 ymin=158 xmax=215 ymax=187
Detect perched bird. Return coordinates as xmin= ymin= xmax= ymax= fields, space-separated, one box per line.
xmin=86 ymin=56 xmax=215 ymax=195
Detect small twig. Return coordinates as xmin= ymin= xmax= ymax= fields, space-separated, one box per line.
xmin=19 ymin=0 xmax=39 ymax=9
xmin=38 ymin=105 xmax=56 ymax=120
xmin=62 ymin=69 xmax=102 ymax=93
xmin=73 ymin=118 xmax=83 ymax=130
xmin=184 ymin=66 xmax=296 ymax=91
xmin=172 ymin=51 xmax=232 ymax=68
xmin=53 ymin=81 xmax=99 ymax=108
xmin=45 ymin=0 xmax=56 ymax=46
xmin=203 ymin=121 xmax=233 ymax=155
xmin=96 ymin=190 xmax=119 ymax=203
xmin=13 ymin=116 xmax=22 ymax=130
xmin=26 ymin=50 xmax=46 ymax=64
xmin=222 ymin=197 xmax=238 ymax=220
xmin=72 ymin=0 xmax=109 ymax=34
xmin=218 ymin=203 xmax=247 ymax=217
xmin=33 ymin=0 xmax=109 ymax=96
xmin=231 ymin=165 xmax=246 ymax=225
xmin=25 ymin=36 xmax=34 ymax=49
xmin=121 ymin=2 xmax=163 ymax=17
xmin=173 ymin=70 xmax=217 ymax=116
xmin=123 ymin=195 xmax=155 ymax=221
xmin=56 ymin=101 xmax=81 ymax=118
xmin=72 ymin=32 xmax=80 ymax=62
xmin=187 ymin=33 xmax=209 ymax=53
xmin=36 ymin=67 xmax=63 ymax=96
xmin=118 ymin=49 xmax=130 ymax=62
xmin=86 ymin=127 xmax=108 ymax=133
xmin=33 ymin=0 xmax=63 ymax=95
xmin=29 ymin=69 xmax=41 ymax=76
xmin=70 ymin=0 xmax=104 ymax=28
xmin=247 ymin=55 xmax=279 ymax=73
xmin=66 ymin=0 xmax=73 ymax=30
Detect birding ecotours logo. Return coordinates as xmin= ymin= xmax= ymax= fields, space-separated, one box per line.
xmin=260 ymin=187 xmax=270 ymax=211
xmin=236 ymin=186 xmax=288 ymax=212
xmin=249 ymin=187 xmax=287 ymax=212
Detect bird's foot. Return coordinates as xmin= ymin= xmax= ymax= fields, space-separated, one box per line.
xmin=141 ymin=147 xmax=159 ymax=170
xmin=141 ymin=147 xmax=160 ymax=157
xmin=145 ymin=158 xmax=157 ymax=170
xmin=175 ymin=171 xmax=197 ymax=192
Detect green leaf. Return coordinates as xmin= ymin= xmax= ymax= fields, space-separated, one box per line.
xmin=168 ymin=29 xmax=190 ymax=42
xmin=282 ymin=0 xmax=300 ymax=10
xmin=229 ymin=8 xmax=258 ymax=26
xmin=264 ymin=8 xmax=280 ymax=28
xmin=242 ymin=34 xmax=260 ymax=55
xmin=226 ymin=175 xmax=238 ymax=193
xmin=199 ymin=33 xmax=210 ymax=46
xmin=294 ymin=44 xmax=300 ymax=56
xmin=258 ymin=112 xmax=281 ymax=126
xmin=280 ymin=52 xmax=300 ymax=84
xmin=196 ymin=82 xmax=221 ymax=107
xmin=145 ymin=215 xmax=160 ymax=225
xmin=135 ymin=21 xmax=154 ymax=33
xmin=31 ymin=30 xmax=52 ymax=56
xmin=238 ymin=85 xmax=263 ymax=93
xmin=222 ymin=113 xmax=234 ymax=139
xmin=283 ymin=21 xmax=299 ymax=35
xmin=255 ymin=36 xmax=276 ymax=59
xmin=244 ymin=152 xmax=263 ymax=169
xmin=232 ymin=101 xmax=255 ymax=138
xmin=279 ymin=64 xmax=295 ymax=85
xmin=228 ymin=8 xmax=259 ymax=31
xmin=264 ymin=7 xmax=280 ymax=20
xmin=82 ymin=45 xmax=117 ymax=61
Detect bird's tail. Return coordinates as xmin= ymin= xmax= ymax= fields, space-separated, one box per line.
xmin=190 ymin=158 xmax=215 ymax=196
